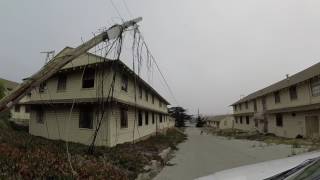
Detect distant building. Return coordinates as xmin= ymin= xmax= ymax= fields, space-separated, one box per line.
xmin=232 ymin=62 xmax=320 ymax=138
xmin=0 ymin=78 xmax=30 ymax=126
xmin=205 ymin=114 xmax=234 ymax=130
xmin=25 ymin=47 xmax=174 ymax=147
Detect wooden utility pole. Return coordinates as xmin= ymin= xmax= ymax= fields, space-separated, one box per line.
xmin=0 ymin=17 xmax=142 ymax=113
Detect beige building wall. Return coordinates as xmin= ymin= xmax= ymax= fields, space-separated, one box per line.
xmin=219 ymin=116 xmax=234 ymax=129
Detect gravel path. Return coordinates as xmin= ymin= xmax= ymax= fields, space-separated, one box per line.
xmin=154 ymin=126 xmax=307 ymax=180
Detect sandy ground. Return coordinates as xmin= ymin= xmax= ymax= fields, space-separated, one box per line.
xmin=154 ymin=126 xmax=307 ymax=180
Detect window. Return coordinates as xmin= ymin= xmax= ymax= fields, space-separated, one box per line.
xmin=152 ymin=113 xmax=155 ymax=124
xmin=234 ymin=105 xmax=237 ymax=111
xmin=25 ymin=105 xmax=30 ymax=113
xmin=253 ymin=100 xmax=257 ymax=112
xmin=121 ymin=75 xmax=128 ymax=92
xmin=276 ymin=114 xmax=283 ymax=127
xmin=289 ymin=85 xmax=298 ymax=100
xmin=14 ymin=105 xmax=20 ymax=112
xmin=240 ymin=116 xmax=243 ymax=124
xmin=159 ymin=114 xmax=163 ymax=123
xmin=39 ymin=82 xmax=47 ymax=93
xmin=145 ymin=91 xmax=148 ymax=101
xmin=82 ymin=69 xmax=95 ymax=88
xmin=311 ymin=77 xmax=320 ymax=96
xmin=57 ymin=75 xmax=67 ymax=91
xmin=138 ymin=111 xmax=143 ymax=126
xmin=246 ymin=116 xmax=249 ymax=124
xmin=139 ymin=85 xmax=142 ymax=99
xmin=245 ymin=102 xmax=248 ymax=109
xmin=79 ymin=107 xmax=93 ymax=129
xmin=274 ymin=91 xmax=280 ymax=103
xmin=145 ymin=111 xmax=149 ymax=125
xmin=120 ymin=107 xmax=128 ymax=128
xmin=159 ymin=100 xmax=162 ymax=108
xmin=36 ymin=108 xmax=44 ymax=124
xmin=152 ymin=95 xmax=155 ymax=104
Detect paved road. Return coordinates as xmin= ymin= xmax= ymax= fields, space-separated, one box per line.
xmin=154 ymin=126 xmax=306 ymax=180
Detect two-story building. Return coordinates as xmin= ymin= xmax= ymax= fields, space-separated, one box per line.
xmin=24 ymin=47 xmax=174 ymax=147
xmin=0 ymin=78 xmax=30 ymax=126
xmin=232 ymin=62 xmax=320 ymax=139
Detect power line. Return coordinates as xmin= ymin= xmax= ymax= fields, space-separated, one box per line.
xmin=109 ymin=0 xmax=125 ymax=22
xmin=122 ymin=0 xmax=134 ymax=18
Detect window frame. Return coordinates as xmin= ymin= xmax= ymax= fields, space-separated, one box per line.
xmin=138 ymin=85 xmax=142 ymax=99
xmin=145 ymin=111 xmax=149 ymax=125
xmin=57 ymin=74 xmax=67 ymax=91
xmin=79 ymin=107 xmax=94 ymax=129
xmin=239 ymin=116 xmax=243 ymax=124
xmin=274 ymin=91 xmax=281 ymax=104
xmin=39 ymin=82 xmax=47 ymax=93
xmin=14 ymin=105 xmax=20 ymax=112
xmin=138 ymin=111 xmax=143 ymax=126
xmin=120 ymin=107 xmax=128 ymax=128
xmin=82 ymin=69 xmax=95 ymax=89
xmin=152 ymin=112 xmax=155 ymax=124
xmin=36 ymin=107 xmax=44 ymax=124
xmin=121 ymin=74 xmax=128 ymax=92
xmin=311 ymin=77 xmax=320 ymax=97
xmin=276 ymin=113 xmax=283 ymax=127
xmin=289 ymin=85 xmax=298 ymax=100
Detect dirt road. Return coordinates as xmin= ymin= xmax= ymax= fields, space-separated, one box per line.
xmin=154 ymin=126 xmax=306 ymax=180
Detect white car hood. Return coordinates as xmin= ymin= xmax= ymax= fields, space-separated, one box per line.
xmin=196 ymin=151 xmax=320 ymax=180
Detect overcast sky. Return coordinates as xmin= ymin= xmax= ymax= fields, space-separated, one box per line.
xmin=1 ymin=0 xmax=320 ymax=115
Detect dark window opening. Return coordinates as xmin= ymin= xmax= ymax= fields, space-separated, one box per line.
xmin=36 ymin=107 xmax=44 ymax=124
xmin=57 ymin=74 xmax=67 ymax=91
xmin=159 ymin=100 xmax=162 ymax=107
xmin=25 ymin=105 xmax=30 ymax=113
xmin=240 ymin=116 xmax=243 ymax=124
xmin=39 ymin=82 xmax=47 ymax=93
xmin=120 ymin=107 xmax=128 ymax=128
xmin=276 ymin=114 xmax=283 ymax=127
xmin=239 ymin=104 xmax=242 ymax=110
xmin=139 ymin=85 xmax=142 ymax=99
xmin=145 ymin=111 xmax=149 ymax=125
xmin=152 ymin=95 xmax=155 ymax=104
xmin=274 ymin=91 xmax=280 ymax=103
xmin=121 ymin=75 xmax=128 ymax=91
xmin=253 ymin=100 xmax=257 ymax=112
xmin=152 ymin=113 xmax=155 ymax=124
xmin=235 ymin=117 xmax=238 ymax=124
xmin=246 ymin=116 xmax=249 ymax=124
xmin=79 ymin=107 xmax=93 ymax=129
xmin=289 ymin=85 xmax=298 ymax=100
xmin=160 ymin=114 xmax=163 ymax=123
xmin=138 ymin=111 xmax=143 ymax=126
xmin=82 ymin=69 xmax=95 ymax=88
xmin=14 ymin=105 xmax=20 ymax=112
xmin=145 ymin=91 xmax=148 ymax=101
xmin=245 ymin=102 xmax=248 ymax=109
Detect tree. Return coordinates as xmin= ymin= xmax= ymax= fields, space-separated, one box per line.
xmin=169 ymin=106 xmax=192 ymax=127
xmin=195 ymin=114 xmax=206 ymax=127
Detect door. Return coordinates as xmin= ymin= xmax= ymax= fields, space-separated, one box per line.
xmin=305 ymin=116 xmax=319 ymax=138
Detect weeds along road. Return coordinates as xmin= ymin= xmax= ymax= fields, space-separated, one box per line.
xmin=154 ymin=126 xmax=307 ymax=180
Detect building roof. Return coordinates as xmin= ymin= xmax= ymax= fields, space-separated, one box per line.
xmin=231 ymin=62 xmax=320 ymax=106
xmin=205 ymin=114 xmax=232 ymax=122
xmin=0 ymin=78 xmax=19 ymax=91
xmin=43 ymin=47 xmax=170 ymax=105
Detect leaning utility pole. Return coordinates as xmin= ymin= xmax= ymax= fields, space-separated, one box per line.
xmin=0 ymin=17 xmax=142 ymax=113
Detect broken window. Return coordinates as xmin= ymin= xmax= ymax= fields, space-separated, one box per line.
xmin=274 ymin=91 xmax=280 ymax=103
xmin=36 ymin=107 xmax=44 ymax=124
xmin=82 ymin=69 xmax=95 ymax=88
xmin=79 ymin=107 xmax=93 ymax=129
xmin=246 ymin=116 xmax=249 ymax=124
xmin=276 ymin=114 xmax=283 ymax=127
xmin=311 ymin=77 xmax=320 ymax=96
xmin=289 ymin=85 xmax=298 ymax=100
xmin=239 ymin=116 xmax=243 ymax=124
xmin=138 ymin=111 xmax=143 ymax=126
xmin=14 ymin=105 xmax=20 ymax=112
xmin=145 ymin=111 xmax=149 ymax=125
xmin=120 ymin=107 xmax=128 ymax=128
xmin=39 ymin=82 xmax=47 ymax=93
xmin=121 ymin=74 xmax=128 ymax=92
xmin=159 ymin=114 xmax=163 ymax=123
xmin=57 ymin=74 xmax=67 ymax=91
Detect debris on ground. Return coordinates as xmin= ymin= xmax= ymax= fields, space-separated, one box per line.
xmin=0 ymin=128 xmax=187 ymax=179
xmin=203 ymin=127 xmax=319 ymax=152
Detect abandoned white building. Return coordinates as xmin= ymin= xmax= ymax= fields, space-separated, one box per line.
xmin=24 ymin=47 xmax=174 ymax=147
xmin=232 ymin=62 xmax=320 ymax=139
xmin=0 ymin=78 xmax=30 ymax=126
xmin=205 ymin=114 xmax=234 ymax=130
